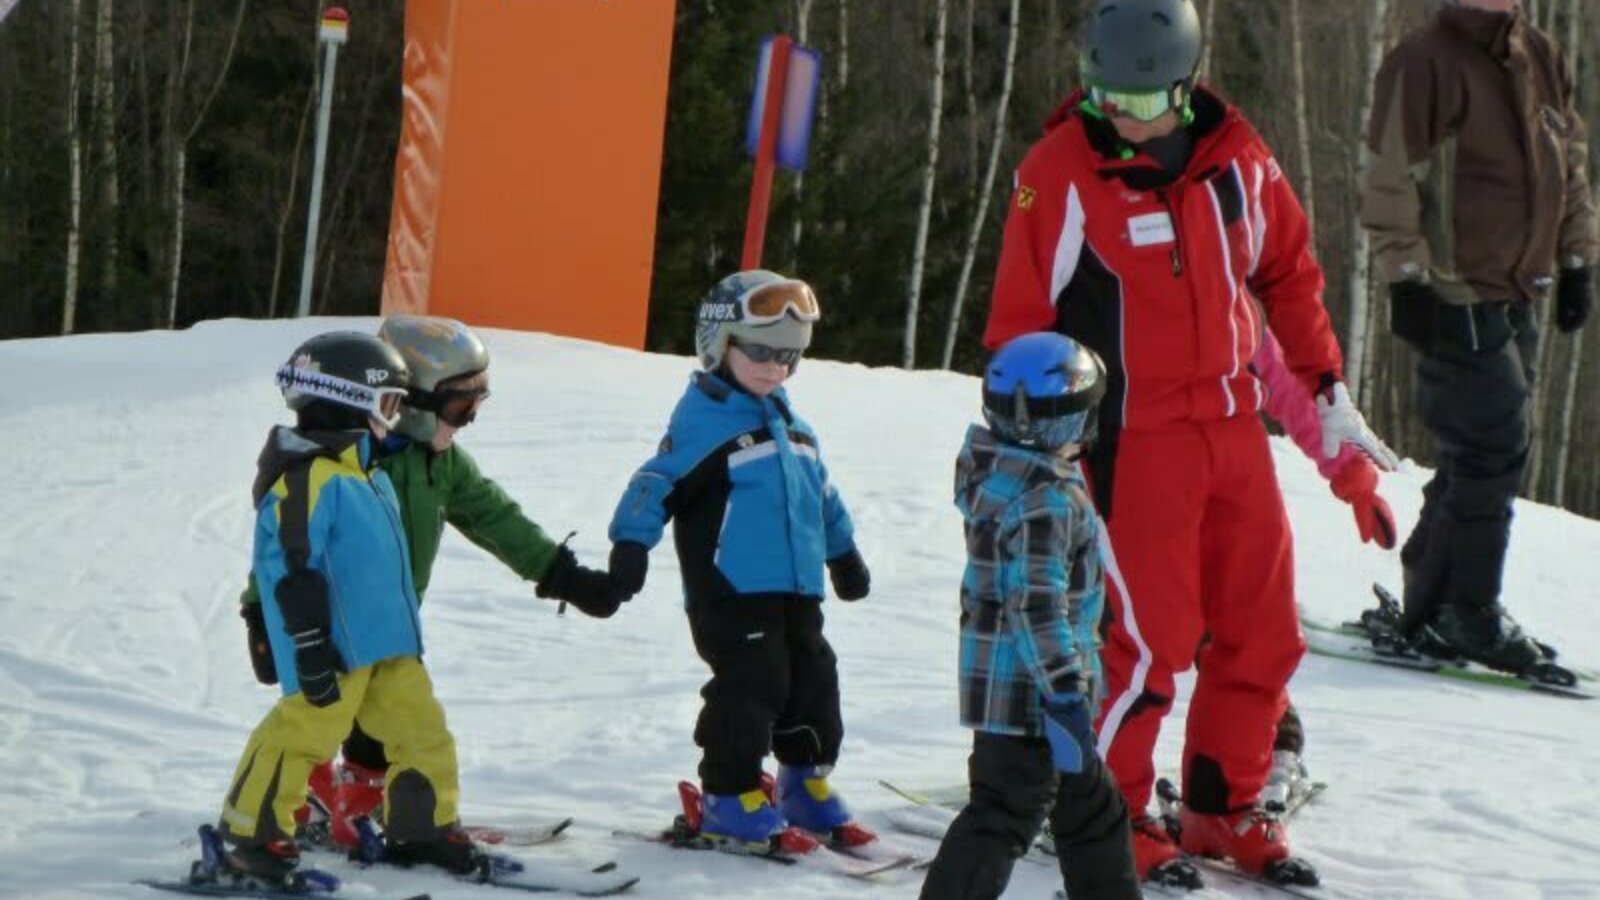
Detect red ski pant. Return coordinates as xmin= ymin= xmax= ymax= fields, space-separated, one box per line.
xmin=1092 ymin=416 xmax=1305 ymax=814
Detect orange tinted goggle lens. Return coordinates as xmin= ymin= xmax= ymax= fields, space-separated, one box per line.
xmin=743 ymin=282 xmax=820 ymax=322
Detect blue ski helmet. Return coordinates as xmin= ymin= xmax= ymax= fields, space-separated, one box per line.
xmin=982 ymin=333 xmax=1107 ymax=451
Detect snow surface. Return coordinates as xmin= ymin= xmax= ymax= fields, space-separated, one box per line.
xmin=0 ymin=317 xmax=1597 ymax=900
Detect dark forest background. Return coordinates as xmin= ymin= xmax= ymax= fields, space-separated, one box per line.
xmin=2 ymin=0 xmax=1599 ymax=517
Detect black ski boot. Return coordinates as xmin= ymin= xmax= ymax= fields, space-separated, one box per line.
xmin=1418 ymin=604 xmax=1550 ymax=675
xmin=385 ymin=826 xmax=488 ymax=875
xmin=222 ymin=835 xmax=302 ymax=882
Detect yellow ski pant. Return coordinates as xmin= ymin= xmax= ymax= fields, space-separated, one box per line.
xmin=219 ymin=656 xmax=460 ymax=846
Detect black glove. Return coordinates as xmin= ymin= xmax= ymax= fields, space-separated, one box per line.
xmin=827 ymin=548 xmax=871 ymax=601
xmin=1388 ymin=280 xmax=1444 ymax=352
xmin=275 ymin=569 xmax=343 ymax=708
xmin=537 ymin=545 xmax=624 ymax=619
xmin=609 ymin=541 xmax=649 ymax=599
xmin=291 ymin=629 xmax=342 ymax=707
xmin=1556 ymin=266 xmax=1593 ymax=333
xmin=240 ymin=602 xmax=278 ymax=685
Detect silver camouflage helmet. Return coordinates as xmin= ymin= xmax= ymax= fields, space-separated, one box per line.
xmin=694 ymin=269 xmax=820 ymax=372
xmin=377 ymin=315 xmax=490 ymax=442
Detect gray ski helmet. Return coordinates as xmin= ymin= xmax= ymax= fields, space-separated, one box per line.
xmin=1079 ymin=0 xmax=1203 ymax=92
xmin=694 ymin=269 xmax=820 ymax=372
xmin=277 ymin=331 xmax=412 ymax=430
xmin=377 ymin=315 xmax=490 ymax=442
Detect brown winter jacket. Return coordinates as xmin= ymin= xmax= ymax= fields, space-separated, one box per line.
xmin=1360 ymin=3 xmax=1599 ymax=307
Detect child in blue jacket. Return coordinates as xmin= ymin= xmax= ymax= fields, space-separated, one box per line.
xmin=607 ymin=270 xmax=873 ymax=849
xmin=920 ymin=333 xmax=1139 ymax=900
xmin=216 ymin=331 xmax=483 ymax=882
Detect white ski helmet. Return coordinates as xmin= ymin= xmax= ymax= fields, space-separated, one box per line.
xmin=693 ymin=270 xmax=820 ymax=372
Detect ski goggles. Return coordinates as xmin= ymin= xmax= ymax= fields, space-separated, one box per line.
xmin=276 ymin=364 xmax=410 ymax=429
xmin=738 ymin=280 xmax=821 ymax=325
xmin=729 ymin=337 xmax=804 ymax=368
xmin=1087 ymin=83 xmax=1187 ymax=123
xmin=409 ymin=371 xmax=490 ymax=429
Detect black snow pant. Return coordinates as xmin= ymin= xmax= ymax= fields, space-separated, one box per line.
xmin=687 ymin=594 xmax=842 ymax=796
xmin=918 ymin=732 xmax=1140 ymax=900
xmin=1400 ymin=300 xmax=1538 ymax=634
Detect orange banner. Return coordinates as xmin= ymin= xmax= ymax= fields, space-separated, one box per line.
xmin=381 ymin=0 xmax=675 ymax=348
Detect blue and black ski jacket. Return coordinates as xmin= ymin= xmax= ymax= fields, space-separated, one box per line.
xmin=609 ymin=372 xmax=857 ymax=604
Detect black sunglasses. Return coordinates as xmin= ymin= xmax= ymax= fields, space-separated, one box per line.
xmin=730 ymin=338 xmax=803 ymax=367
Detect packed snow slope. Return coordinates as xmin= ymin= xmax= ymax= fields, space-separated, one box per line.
xmin=0 ymin=318 xmax=1597 ymax=900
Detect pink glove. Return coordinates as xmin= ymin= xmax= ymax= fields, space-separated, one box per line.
xmin=1329 ymin=457 xmax=1396 ymax=549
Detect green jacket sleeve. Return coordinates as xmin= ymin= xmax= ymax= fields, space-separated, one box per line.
xmin=440 ymin=445 xmax=561 ymax=585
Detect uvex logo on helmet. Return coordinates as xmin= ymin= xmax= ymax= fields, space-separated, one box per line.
xmin=699 ymin=302 xmax=741 ymax=322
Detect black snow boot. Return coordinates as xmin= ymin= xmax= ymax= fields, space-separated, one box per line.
xmin=385 ymin=827 xmax=487 ymax=875
xmin=223 ymin=836 xmax=301 ymax=882
xmin=1419 ymin=604 xmax=1550 ymax=674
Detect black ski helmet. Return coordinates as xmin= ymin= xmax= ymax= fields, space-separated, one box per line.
xmin=1079 ymin=0 xmax=1203 ymax=93
xmin=277 ymin=331 xmax=412 ymax=432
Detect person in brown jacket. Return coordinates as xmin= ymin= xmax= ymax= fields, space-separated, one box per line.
xmin=1359 ymin=0 xmax=1599 ymax=673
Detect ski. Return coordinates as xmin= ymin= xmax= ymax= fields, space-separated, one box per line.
xmin=1302 ymin=616 xmax=1594 ymax=700
xmin=346 ymin=817 xmax=639 ymax=896
xmin=137 ymin=825 xmax=429 ymax=900
xmin=613 ymin=780 xmax=914 ymax=879
xmin=463 ymin=817 xmax=575 ymax=847
xmin=1154 ymin=779 xmax=1324 ymax=897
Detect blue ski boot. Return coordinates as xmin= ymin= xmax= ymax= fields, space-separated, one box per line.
xmin=775 ymin=764 xmax=854 ymax=835
xmin=699 ymin=789 xmax=787 ymax=847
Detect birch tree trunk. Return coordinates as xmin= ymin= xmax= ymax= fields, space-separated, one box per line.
xmin=962 ymin=0 xmax=977 ymax=199
xmin=268 ymin=86 xmax=316 ymax=318
xmin=1199 ymin=0 xmax=1218 ymax=81
xmin=788 ymin=0 xmax=814 ymax=270
xmin=1526 ymin=0 xmax=1586 ymax=497
xmin=164 ymin=0 xmax=246 ymax=329
xmin=63 ymin=0 xmax=84 ymax=335
xmin=903 ymin=0 xmax=948 ymax=369
xmin=941 ymin=0 xmax=1018 ymax=370
xmin=837 ymin=0 xmax=849 ymax=93
xmin=1553 ymin=336 xmax=1585 ymax=504
xmin=92 ymin=0 xmax=118 ymax=302
xmin=1288 ymin=0 xmax=1314 ymax=228
xmin=1348 ymin=0 xmax=1392 ymax=407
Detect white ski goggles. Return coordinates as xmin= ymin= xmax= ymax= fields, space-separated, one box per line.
xmin=737 ymin=280 xmax=821 ymax=326
xmin=276 ymin=364 xmax=410 ymax=429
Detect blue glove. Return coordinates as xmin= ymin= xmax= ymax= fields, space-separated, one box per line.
xmin=1042 ymin=693 xmax=1095 ymax=774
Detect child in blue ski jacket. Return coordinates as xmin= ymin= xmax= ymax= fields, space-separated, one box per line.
xmin=216 ymin=331 xmax=485 ymax=883
xmin=607 ymin=270 xmax=874 ymax=849
xmin=920 ymin=333 xmax=1140 ymax=900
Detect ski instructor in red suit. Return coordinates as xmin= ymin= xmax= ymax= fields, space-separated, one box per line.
xmin=983 ymin=0 xmax=1397 ymax=889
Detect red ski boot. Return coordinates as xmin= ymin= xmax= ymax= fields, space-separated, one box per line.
xmin=295 ymin=760 xmax=338 ymax=832
xmin=1179 ymin=806 xmax=1318 ymax=885
xmin=328 ymin=760 xmax=387 ymax=849
xmin=1131 ymin=815 xmax=1201 ymax=889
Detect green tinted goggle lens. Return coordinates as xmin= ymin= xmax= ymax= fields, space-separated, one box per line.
xmin=1089 ymin=85 xmax=1176 ymax=122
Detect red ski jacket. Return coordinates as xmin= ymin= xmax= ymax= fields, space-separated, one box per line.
xmin=984 ymin=88 xmax=1343 ymax=435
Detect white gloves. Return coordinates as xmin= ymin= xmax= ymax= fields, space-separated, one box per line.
xmin=1316 ymin=381 xmax=1399 ymax=472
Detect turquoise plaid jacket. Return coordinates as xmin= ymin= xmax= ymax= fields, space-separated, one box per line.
xmin=953 ymin=424 xmax=1105 ymax=736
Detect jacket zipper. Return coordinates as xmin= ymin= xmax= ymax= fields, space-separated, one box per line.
xmin=1157 ymin=189 xmax=1184 ymax=276
xmin=368 ymin=473 xmax=423 ymax=650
